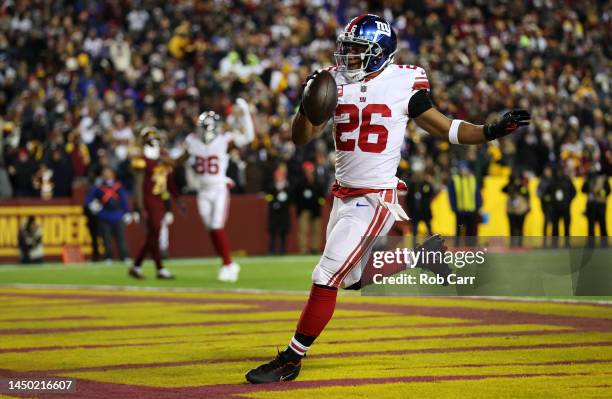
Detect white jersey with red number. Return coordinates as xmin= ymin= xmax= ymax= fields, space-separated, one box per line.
xmin=330 ymin=64 xmax=430 ymax=189
xmin=184 ymin=132 xmax=231 ymax=189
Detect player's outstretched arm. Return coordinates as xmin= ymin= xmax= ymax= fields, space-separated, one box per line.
xmin=414 ymin=107 xmax=530 ymax=145
xmin=231 ymin=98 xmax=255 ymax=148
xmin=133 ymin=169 xmax=145 ymax=214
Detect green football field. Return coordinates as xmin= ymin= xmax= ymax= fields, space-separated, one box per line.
xmin=0 ymin=254 xmax=611 ymax=399
xmin=0 ymin=251 xmax=610 ymax=298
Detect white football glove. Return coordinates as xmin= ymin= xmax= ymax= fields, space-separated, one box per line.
xmin=131 ymin=211 xmax=141 ymax=224
xmin=88 ymin=199 xmax=102 ymax=214
xmin=122 ymin=213 xmax=133 ymax=224
xmin=163 ymin=211 xmax=174 ymax=225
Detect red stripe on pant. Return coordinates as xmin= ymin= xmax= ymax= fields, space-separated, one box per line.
xmin=326 ymin=202 xmax=382 ymax=286
xmin=331 ymin=207 xmax=390 ymax=287
xmin=327 ymin=190 xmax=393 ymax=287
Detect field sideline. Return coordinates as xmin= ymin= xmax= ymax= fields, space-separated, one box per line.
xmin=0 ymin=255 xmax=611 ymax=398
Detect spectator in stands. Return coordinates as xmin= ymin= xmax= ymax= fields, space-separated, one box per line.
xmin=582 ymin=164 xmax=610 ymax=247
xmin=503 ymin=172 xmax=531 ymax=247
xmin=32 ymin=163 xmax=53 ymax=200
xmin=8 ymin=148 xmax=37 ymax=197
xmin=18 ymin=216 xmax=43 ymax=264
xmin=65 ymin=131 xmax=90 ymax=178
xmin=266 ymin=164 xmax=291 ymax=255
xmin=293 ymin=161 xmax=325 ymax=254
xmin=448 ymin=162 xmax=482 ymax=247
xmin=45 ymin=146 xmax=73 ymax=197
xmin=406 ymin=161 xmax=436 ymax=247
xmin=85 ymin=167 xmax=131 ymax=262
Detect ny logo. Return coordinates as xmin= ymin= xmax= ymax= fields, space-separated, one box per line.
xmin=374 ymin=21 xmax=391 ymax=37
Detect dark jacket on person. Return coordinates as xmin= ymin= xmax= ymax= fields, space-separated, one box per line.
xmin=544 ymin=174 xmax=576 ymax=211
xmin=292 ymin=177 xmax=325 ymax=217
xmin=406 ymin=178 xmax=435 ymax=220
xmin=85 ymin=180 xmax=130 ymax=224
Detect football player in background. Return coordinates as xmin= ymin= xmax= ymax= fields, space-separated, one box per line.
xmin=246 ymin=14 xmax=531 ymax=383
xmin=176 ymin=98 xmax=254 ymax=282
xmin=128 ymin=127 xmax=179 ymax=279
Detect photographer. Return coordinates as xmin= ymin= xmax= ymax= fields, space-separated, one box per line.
xmin=503 ymin=172 xmax=530 ymax=247
xmin=18 ymin=216 xmax=43 ymax=264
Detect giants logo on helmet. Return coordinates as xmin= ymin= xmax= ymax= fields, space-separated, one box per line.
xmin=374 ymin=21 xmax=391 ymax=37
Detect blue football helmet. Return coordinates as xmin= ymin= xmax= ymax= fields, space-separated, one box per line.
xmin=334 ymin=14 xmax=397 ymax=82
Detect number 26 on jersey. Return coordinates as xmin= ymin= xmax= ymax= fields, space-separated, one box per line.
xmin=334 ymin=104 xmax=392 ymax=153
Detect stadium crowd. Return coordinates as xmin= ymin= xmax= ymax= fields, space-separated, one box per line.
xmin=0 ymin=0 xmax=610 ymax=204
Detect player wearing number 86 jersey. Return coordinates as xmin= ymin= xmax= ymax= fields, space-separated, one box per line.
xmin=179 ymin=98 xmax=254 ymax=282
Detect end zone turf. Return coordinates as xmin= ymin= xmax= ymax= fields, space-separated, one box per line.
xmin=0 ymin=286 xmax=611 ymax=398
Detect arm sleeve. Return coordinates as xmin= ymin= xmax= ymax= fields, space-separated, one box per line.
xmin=84 ymin=187 xmax=97 ymax=206
xmin=408 ymin=90 xmax=433 ymax=119
xmin=119 ymin=188 xmax=130 ymax=213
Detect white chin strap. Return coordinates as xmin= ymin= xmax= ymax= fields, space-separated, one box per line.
xmin=143 ymin=144 xmax=160 ymax=159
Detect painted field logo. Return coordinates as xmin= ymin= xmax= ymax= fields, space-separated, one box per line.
xmin=0 ymin=205 xmax=92 ymax=258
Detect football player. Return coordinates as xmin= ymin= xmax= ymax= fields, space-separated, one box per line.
xmin=128 ymin=127 xmax=179 ymax=280
xmin=246 ymin=14 xmax=530 ymax=383
xmin=176 ymin=98 xmax=254 ymax=282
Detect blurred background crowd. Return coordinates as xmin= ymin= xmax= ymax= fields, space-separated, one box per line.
xmin=1 ymin=0 xmax=610 ymax=249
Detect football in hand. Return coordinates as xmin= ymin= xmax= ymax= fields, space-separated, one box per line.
xmin=302 ymin=70 xmax=338 ymax=125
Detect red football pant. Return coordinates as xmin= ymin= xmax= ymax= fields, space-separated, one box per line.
xmin=134 ymin=207 xmax=163 ymax=270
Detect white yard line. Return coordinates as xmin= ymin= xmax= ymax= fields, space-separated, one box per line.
xmin=0 ymin=283 xmax=309 ymax=295
xmin=0 ymin=283 xmax=609 ymax=304
xmin=0 ymin=255 xmax=320 ymax=272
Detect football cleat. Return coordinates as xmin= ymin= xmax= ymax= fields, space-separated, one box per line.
xmin=156 ymin=268 xmax=175 ymax=280
xmin=413 ymin=234 xmax=452 ymax=285
xmin=218 ymin=262 xmax=240 ymax=283
xmin=245 ymin=350 xmax=301 ymax=384
xmin=128 ymin=266 xmax=145 ymax=280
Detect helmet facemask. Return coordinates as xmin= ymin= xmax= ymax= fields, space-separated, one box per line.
xmin=334 ymin=34 xmax=395 ymax=82
xmin=197 ymin=111 xmax=221 ymax=144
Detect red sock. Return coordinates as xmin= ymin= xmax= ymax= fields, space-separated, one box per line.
xmin=210 ymin=229 xmax=232 ymax=265
xmin=295 ymin=284 xmax=338 ymax=338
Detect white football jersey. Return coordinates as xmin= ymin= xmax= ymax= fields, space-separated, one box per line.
xmin=184 ymin=132 xmax=231 ymax=189
xmin=330 ymin=64 xmax=429 ymax=189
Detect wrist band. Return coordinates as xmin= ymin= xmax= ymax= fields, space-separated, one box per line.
xmin=483 ymin=124 xmax=494 ymax=141
xmin=449 ymin=119 xmax=463 ymax=144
